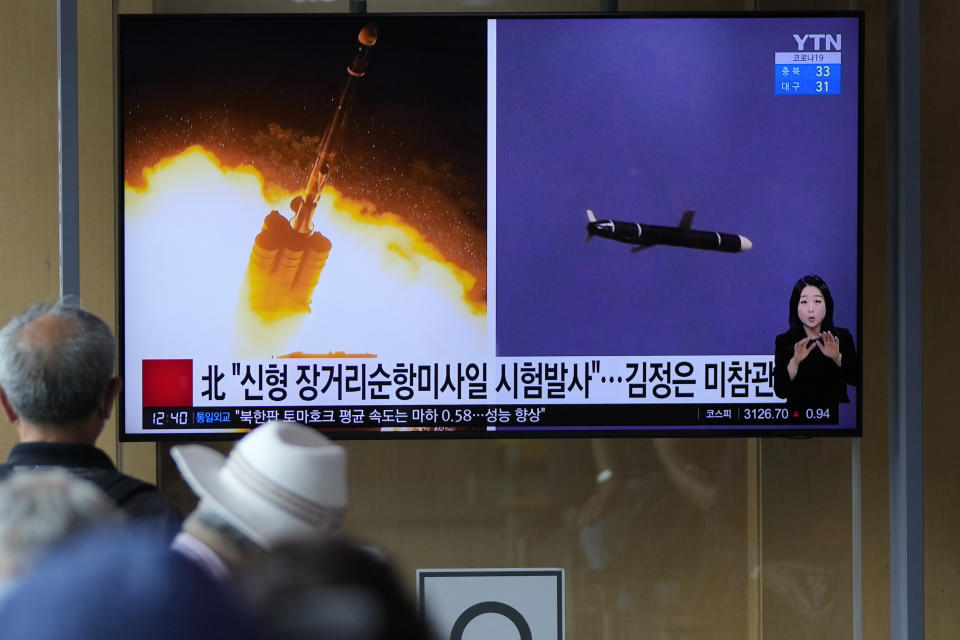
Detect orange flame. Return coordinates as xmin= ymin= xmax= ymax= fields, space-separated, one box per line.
xmin=124 ymin=146 xmax=486 ymax=360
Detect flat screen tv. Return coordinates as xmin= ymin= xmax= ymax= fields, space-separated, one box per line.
xmin=118 ymin=12 xmax=863 ymax=439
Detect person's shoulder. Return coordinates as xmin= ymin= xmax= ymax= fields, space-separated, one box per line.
xmin=103 ymin=472 xmax=162 ymax=500
xmin=830 ymin=326 xmax=855 ymax=342
xmin=774 ymin=329 xmax=799 ymax=347
xmin=110 ymin=473 xmax=178 ymax=511
xmin=111 ymin=473 xmax=184 ymax=542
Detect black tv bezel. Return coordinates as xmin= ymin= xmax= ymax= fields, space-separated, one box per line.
xmin=116 ymin=11 xmax=864 ymax=441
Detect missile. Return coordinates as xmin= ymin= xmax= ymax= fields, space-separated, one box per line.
xmin=348 ymin=22 xmax=378 ymax=77
xmin=291 ymin=22 xmax=378 ymax=234
xmin=245 ymin=22 xmax=377 ymax=321
xmin=585 ymin=209 xmax=752 ymax=253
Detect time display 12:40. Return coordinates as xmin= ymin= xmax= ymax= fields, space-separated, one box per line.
xmin=150 ymin=410 xmax=189 ymax=426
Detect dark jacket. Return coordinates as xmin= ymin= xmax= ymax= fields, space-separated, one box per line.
xmin=773 ymin=326 xmax=858 ymax=412
xmin=0 ymin=442 xmax=182 ymax=542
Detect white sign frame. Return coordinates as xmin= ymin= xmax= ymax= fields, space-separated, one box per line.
xmin=417 ymin=568 xmax=564 ymax=640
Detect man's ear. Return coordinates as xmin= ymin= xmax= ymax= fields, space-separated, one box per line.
xmin=100 ymin=377 xmax=123 ymax=421
xmin=0 ymin=384 xmax=18 ymax=423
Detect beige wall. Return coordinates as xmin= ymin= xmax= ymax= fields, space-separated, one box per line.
xmin=0 ymin=0 xmax=61 ymax=460
xmin=3 ymin=0 xmax=958 ymax=637
xmin=0 ymin=2 xmax=60 ymax=296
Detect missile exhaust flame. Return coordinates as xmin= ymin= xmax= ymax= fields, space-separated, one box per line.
xmin=247 ymin=22 xmax=378 ymax=320
xmin=124 ymin=146 xmax=485 ymax=360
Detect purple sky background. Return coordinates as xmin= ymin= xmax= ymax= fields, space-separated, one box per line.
xmin=495 ymin=17 xmax=860 ymax=362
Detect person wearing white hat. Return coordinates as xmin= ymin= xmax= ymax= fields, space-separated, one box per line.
xmin=170 ymin=420 xmax=347 ymax=580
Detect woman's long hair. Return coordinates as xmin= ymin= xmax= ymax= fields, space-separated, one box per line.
xmin=788 ymin=274 xmax=835 ymax=333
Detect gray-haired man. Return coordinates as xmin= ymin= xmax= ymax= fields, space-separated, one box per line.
xmin=0 ymin=299 xmax=181 ymax=540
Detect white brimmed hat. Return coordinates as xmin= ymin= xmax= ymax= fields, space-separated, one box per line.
xmin=171 ymin=421 xmax=347 ymax=549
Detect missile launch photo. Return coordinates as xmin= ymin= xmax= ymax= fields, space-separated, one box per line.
xmin=121 ymin=17 xmax=487 ymax=366
xmin=246 ymin=22 xmax=376 ymax=321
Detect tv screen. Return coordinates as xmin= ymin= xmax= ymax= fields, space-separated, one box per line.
xmin=118 ymin=13 xmax=862 ymax=439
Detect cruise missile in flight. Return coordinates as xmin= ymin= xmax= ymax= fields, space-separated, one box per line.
xmin=585 ymin=209 xmax=752 ymax=253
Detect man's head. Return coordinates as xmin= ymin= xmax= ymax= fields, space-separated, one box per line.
xmin=0 ymin=525 xmax=262 ymax=640
xmin=0 ymin=299 xmax=121 ymax=438
xmin=172 ymin=421 xmax=347 ymax=556
xmin=0 ymin=469 xmax=125 ymax=579
xmin=235 ymin=537 xmax=432 ymax=640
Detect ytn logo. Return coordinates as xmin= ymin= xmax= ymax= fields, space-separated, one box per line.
xmin=793 ymin=34 xmax=842 ymax=51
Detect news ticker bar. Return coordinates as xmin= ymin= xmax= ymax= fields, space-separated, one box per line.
xmin=143 ymin=403 xmax=841 ymax=431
